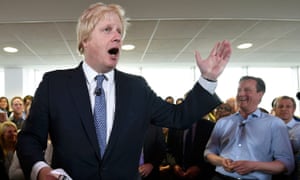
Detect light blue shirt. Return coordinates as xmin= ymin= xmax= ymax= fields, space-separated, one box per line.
xmin=286 ymin=118 xmax=300 ymax=153
xmin=204 ymin=109 xmax=295 ymax=180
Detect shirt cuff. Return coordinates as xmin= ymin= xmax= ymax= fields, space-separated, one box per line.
xmin=31 ymin=161 xmax=50 ymax=180
xmin=198 ymin=76 xmax=217 ymax=94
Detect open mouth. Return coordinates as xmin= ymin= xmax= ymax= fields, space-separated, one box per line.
xmin=108 ymin=48 xmax=119 ymax=55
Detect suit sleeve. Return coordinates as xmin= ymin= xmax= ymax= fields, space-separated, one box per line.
xmin=16 ymin=73 xmax=51 ymax=179
xmin=149 ymin=82 xmax=221 ymax=129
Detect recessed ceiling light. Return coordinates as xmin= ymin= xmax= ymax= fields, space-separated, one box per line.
xmin=122 ymin=44 xmax=135 ymax=51
xmin=3 ymin=46 xmax=18 ymax=53
xmin=237 ymin=43 xmax=253 ymax=49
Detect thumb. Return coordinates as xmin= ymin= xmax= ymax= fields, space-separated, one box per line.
xmin=194 ymin=50 xmax=202 ymax=62
xmin=195 ymin=50 xmax=204 ymax=69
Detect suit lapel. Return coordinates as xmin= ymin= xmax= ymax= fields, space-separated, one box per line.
xmin=67 ymin=63 xmax=101 ymax=160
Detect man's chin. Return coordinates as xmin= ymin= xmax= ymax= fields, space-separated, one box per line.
xmin=104 ymin=63 xmax=117 ymax=71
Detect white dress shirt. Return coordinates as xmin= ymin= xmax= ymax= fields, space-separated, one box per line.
xmin=82 ymin=61 xmax=116 ymax=142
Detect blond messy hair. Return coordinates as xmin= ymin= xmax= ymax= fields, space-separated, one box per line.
xmin=77 ymin=2 xmax=129 ymax=55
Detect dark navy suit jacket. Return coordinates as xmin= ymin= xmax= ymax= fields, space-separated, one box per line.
xmin=17 ymin=62 xmax=221 ymax=180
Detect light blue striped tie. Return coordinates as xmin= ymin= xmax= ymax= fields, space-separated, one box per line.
xmin=94 ymin=75 xmax=107 ymax=157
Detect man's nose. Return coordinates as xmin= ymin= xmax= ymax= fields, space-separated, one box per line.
xmin=112 ymin=31 xmax=121 ymax=42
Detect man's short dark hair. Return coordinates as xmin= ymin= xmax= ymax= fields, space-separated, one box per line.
xmin=239 ymin=76 xmax=266 ymax=93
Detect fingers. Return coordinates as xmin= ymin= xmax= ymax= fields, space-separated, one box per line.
xmin=141 ymin=172 xmax=147 ymax=177
xmin=195 ymin=40 xmax=231 ymax=61
xmin=211 ymin=41 xmax=221 ymax=57
xmin=228 ymin=161 xmax=251 ymax=175
xmin=223 ymin=158 xmax=234 ymax=172
xmin=139 ymin=167 xmax=148 ymax=177
xmin=209 ymin=40 xmax=231 ymax=59
xmin=195 ymin=40 xmax=231 ymax=80
xmin=218 ymin=40 xmax=227 ymax=56
xmin=220 ymin=40 xmax=232 ymax=60
xmin=209 ymin=41 xmax=223 ymax=57
xmin=139 ymin=169 xmax=146 ymax=177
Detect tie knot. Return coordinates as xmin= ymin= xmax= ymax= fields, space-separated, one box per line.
xmin=95 ymin=75 xmax=105 ymax=87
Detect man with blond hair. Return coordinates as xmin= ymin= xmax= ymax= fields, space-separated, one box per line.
xmin=17 ymin=2 xmax=231 ymax=180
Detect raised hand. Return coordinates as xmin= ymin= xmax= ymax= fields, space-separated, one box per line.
xmin=195 ymin=40 xmax=232 ymax=81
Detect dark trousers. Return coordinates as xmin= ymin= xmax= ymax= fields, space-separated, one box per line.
xmin=212 ymin=172 xmax=257 ymax=180
xmin=212 ymin=173 xmax=237 ymax=180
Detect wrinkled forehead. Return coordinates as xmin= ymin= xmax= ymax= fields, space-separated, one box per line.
xmin=97 ymin=11 xmax=121 ymax=24
xmin=102 ymin=11 xmax=118 ymax=19
xmin=97 ymin=12 xmax=123 ymax=30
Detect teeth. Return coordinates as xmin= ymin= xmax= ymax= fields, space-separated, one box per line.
xmin=108 ymin=48 xmax=119 ymax=55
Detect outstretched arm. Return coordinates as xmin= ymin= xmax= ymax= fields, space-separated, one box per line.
xmin=195 ymin=40 xmax=232 ymax=81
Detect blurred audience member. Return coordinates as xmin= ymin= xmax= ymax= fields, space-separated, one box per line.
xmin=0 ymin=146 xmax=9 ymax=180
xmin=23 ymin=95 xmax=33 ymax=108
xmin=225 ymin=97 xmax=238 ymax=113
xmin=168 ymin=119 xmax=215 ymax=179
xmin=0 ymin=112 xmax=8 ymax=124
xmin=214 ymin=103 xmax=234 ymax=121
xmin=270 ymin=97 xmax=278 ymax=115
xmin=175 ymin=98 xmax=184 ymax=105
xmin=273 ymin=95 xmax=300 ymax=180
xmin=159 ymin=96 xmax=175 ymax=180
xmin=139 ymin=125 xmax=166 ymax=180
xmin=9 ymin=136 xmax=53 ymax=180
xmin=23 ymin=95 xmax=33 ymax=119
xmin=8 ymin=97 xmax=25 ymax=130
xmin=0 ymin=97 xmax=10 ymax=115
xmin=0 ymin=97 xmax=10 ymax=123
xmin=165 ymin=96 xmax=174 ymax=104
xmin=0 ymin=121 xmax=18 ymax=175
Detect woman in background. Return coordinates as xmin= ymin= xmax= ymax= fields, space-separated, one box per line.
xmin=0 ymin=121 xmax=17 ymax=175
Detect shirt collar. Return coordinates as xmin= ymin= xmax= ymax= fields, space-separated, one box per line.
xmin=236 ymin=108 xmax=261 ymax=118
xmin=252 ymin=109 xmax=261 ymax=118
xmin=82 ymin=61 xmax=114 ymax=84
xmin=286 ymin=118 xmax=298 ymax=129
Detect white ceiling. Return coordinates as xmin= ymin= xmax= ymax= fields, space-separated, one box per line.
xmin=0 ymin=0 xmax=300 ymax=69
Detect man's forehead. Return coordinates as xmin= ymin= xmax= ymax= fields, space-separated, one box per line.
xmin=102 ymin=12 xmax=121 ymax=21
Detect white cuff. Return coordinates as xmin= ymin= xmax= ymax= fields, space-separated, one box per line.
xmin=31 ymin=161 xmax=49 ymax=180
xmin=198 ymin=76 xmax=217 ymax=94
xmin=31 ymin=162 xmax=72 ymax=180
xmin=50 ymin=169 xmax=73 ymax=180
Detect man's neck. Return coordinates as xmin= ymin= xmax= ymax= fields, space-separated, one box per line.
xmin=283 ymin=118 xmax=292 ymax=124
xmin=13 ymin=113 xmax=23 ymax=119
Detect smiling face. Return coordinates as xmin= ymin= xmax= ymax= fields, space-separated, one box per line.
xmin=236 ymin=79 xmax=264 ymax=116
xmin=11 ymin=98 xmax=24 ymax=116
xmin=83 ymin=12 xmax=122 ymax=73
xmin=3 ymin=125 xmax=17 ymax=144
xmin=0 ymin=97 xmax=9 ymax=111
xmin=274 ymin=97 xmax=296 ymax=123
